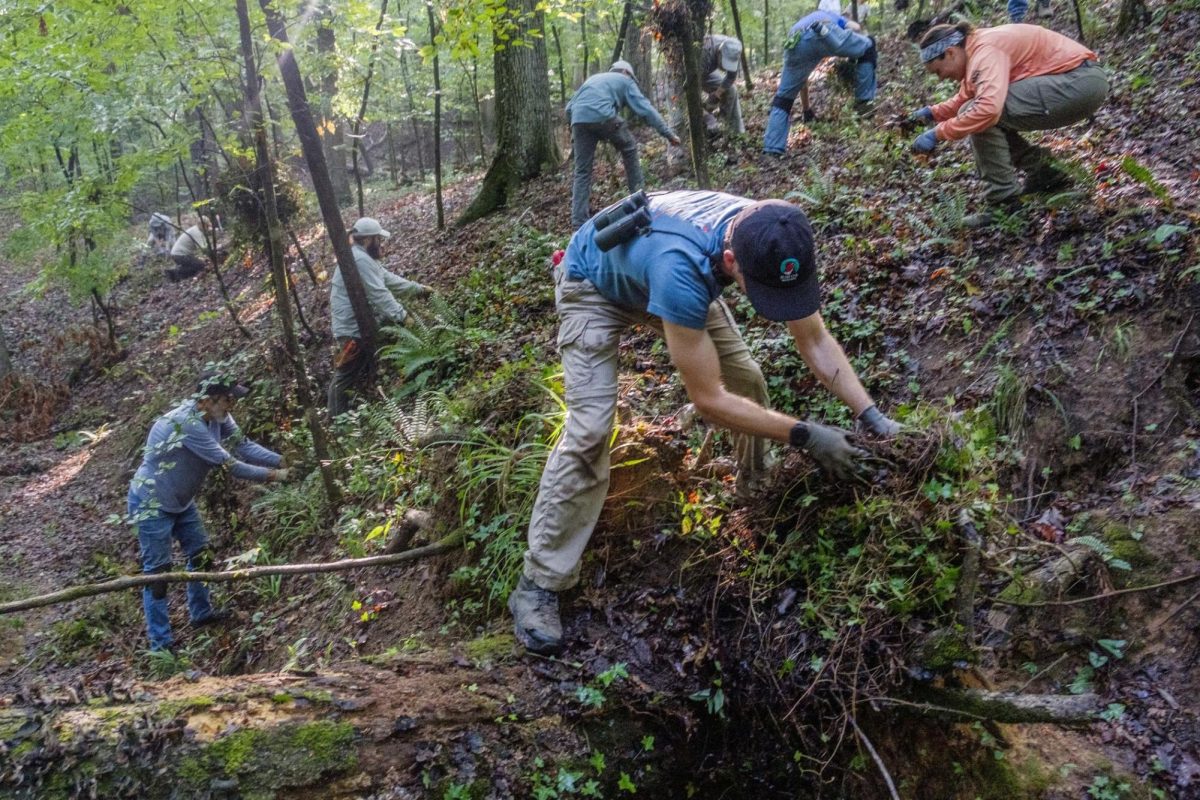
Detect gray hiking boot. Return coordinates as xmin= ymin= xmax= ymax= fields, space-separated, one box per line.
xmin=508 ymin=576 xmax=563 ymax=655
xmin=964 ymin=197 xmax=1024 ymax=229
xmin=1022 ymin=164 xmax=1072 ymax=195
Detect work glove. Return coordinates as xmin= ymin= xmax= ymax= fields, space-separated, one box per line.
xmin=909 ymin=106 xmax=934 ymax=126
xmin=414 ymin=282 xmax=434 ymax=298
xmin=666 ymin=132 xmax=682 ymax=146
xmin=802 ymin=108 xmax=818 ymax=123
xmin=911 ymin=128 xmax=938 ymax=155
xmin=791 ymin=421 xmax=868 ymax=481
xmin=271 ymin=467 xmax=291 ymax=482
xmin=856 ymin=405 xmax=902 ymax=437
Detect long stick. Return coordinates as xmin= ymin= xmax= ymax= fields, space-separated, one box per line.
xmin=991 ymin=570 xmax=1200 ymax=608
xmin=0 ymin=535 xmax=461 ymax=615
xmin=849 ymin=716 xmax=900 ymax=800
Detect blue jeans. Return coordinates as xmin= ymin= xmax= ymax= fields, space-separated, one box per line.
xmin=1008 ymin=0 xmax=1028 ymax=20
xmin=128 ymin=491 xmax=214 ymax=650
xmin=763 ymin=25 xmax=877 ymax=154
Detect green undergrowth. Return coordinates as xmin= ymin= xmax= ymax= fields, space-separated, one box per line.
xmin=739 ymin=402 xmax=1008 ymax=628
xmin=664 ymin=402 xmax=1028 ymax=777
xmin=242 ymin=224 xmax=569 ymax=642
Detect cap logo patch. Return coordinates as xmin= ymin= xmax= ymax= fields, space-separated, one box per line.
xmin=779 ymin=257 xmax=800 ymax=282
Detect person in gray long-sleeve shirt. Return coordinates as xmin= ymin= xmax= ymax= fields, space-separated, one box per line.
xmin=128 ymin=371 xmax=286 ymax=651
xmin=567 ymin=61 xmax=681 ymax=228
xmin=328 ymin=217 xmax=432 ymax=416
xmin=669 ymin=35 xmax=746 ymax=144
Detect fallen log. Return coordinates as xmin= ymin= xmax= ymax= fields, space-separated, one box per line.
xmin=0 ymin=648 xmax=585 ymax=799
xmin=983 ymin=541 xmax=1096 ymax=648
xmin=0 ymin=534 xmax=461 ymax=615
xmin=877 ymin=687 xmax=1099 ymax=725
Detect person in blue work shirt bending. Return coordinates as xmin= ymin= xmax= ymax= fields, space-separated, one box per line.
xmin=763 ymin=8 xmax=878 ymax=155
xmin=567 ymin=61 xmax=681 ymax=228
xmin=508 ymin=191 xmax=901 ymax=655
xmin=128 ymin=371 xmax=289 ymax=652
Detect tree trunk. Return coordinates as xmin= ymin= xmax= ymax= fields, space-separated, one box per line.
xmin=1116 ymin=0 xmax=1150 ymax=33
xmin=426 ymin=1 xmax=445 ymax=229
xmin=627 ymin=11 xmax=651 ymax=88
xmin=191 ymin=107 xmax=215 ymax=201
xmin=90 ymin=288 xmax=117 ymax=348
xmin=457 ymin=0 xmax=560 ymax=224
xmin=1070 ymin=0 xmax=1086 ymax=44
xmin=0 ymin=314 xmax=12 ymax=381
xmin=287 ymin=227 xmax=320 ymax=285
xmin=612 ymin=0 xmax=633 ymax=62
xmin=580 ymin=4 xmax=591 ymax=78
xmin=762 ymin=0 xmax=770 ymax=66
xmin=552 ymin=24 xmax=568 ymax=107
xmin=317 ymin=3 xmax=353 ymax=207
xmin=386 ymin=121 xmax=401 ymax=187
xmin=470 ymin=54 xmax=486 ymax=162
xmin=259 ymin=0 xmax=379 ymax=364
xmin=237 ymin=0 xmax=341 ymax=509
xmin=680 ymin=24 xmax=710 ymax=187
xmin=399 ymin=49 xmax=426 ymax=180
xmin=351 ymin=0 xmax=391 ymax=218
xmin=728 ymin=0 xmax=754 ymax=89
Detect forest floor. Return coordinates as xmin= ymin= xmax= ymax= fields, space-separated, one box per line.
xmin=1 ymin=1 xmax=1200 ymax=798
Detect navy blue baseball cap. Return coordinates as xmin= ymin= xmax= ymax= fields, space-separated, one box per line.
xmin=729 ymin=200 xmax=819 ymax=322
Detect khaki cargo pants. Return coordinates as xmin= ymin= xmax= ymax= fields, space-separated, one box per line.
xmin=523 ymin=265 xmax=770 ymax=591
xmin=964 ymin=60 xmax=1109 ymax=202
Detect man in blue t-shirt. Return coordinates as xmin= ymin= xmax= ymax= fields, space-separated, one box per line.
xmin=508 ymin=191 xmax=900 ymax=654
xmin=128 ymin=371 xmax=288 ymax=651
xmin=763 ymin=9 xmax=878 ymax=154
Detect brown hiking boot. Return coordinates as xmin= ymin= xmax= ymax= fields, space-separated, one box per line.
xmin=508 ymin=576 xmax=563 ymax=655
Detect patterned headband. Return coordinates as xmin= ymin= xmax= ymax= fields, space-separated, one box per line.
xmin=920 ymin=31 xmax=965 ymax=62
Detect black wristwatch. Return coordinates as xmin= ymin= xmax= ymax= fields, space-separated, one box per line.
xmin=789 ymin=421 xmax=810 ymax=449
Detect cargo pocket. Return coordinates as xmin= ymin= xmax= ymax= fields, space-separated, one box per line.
xmin=558 ymin=313 xmax=619 ymax=401
xmin=557 ymin=315 xmax=589 ymax=352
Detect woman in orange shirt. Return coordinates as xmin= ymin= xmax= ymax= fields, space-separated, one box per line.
xmin=907 ymin=22 xmax=1108 ymax=227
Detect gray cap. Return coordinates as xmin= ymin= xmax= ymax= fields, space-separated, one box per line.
xmin=350 ymin=217 xmax=391 ymax=239
xmin=718 ymin=39 xmax=742 ymax=72
xmin=610 ymin=60 xmax=634 ymax=77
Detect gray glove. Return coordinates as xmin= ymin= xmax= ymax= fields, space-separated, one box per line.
xmin=857 ymin=405 xmax=901 ymax=437
xmin=791 ymin=421 xmax=867 ymax=480
xmin=271 ymin=467 xmax=291 ymax=482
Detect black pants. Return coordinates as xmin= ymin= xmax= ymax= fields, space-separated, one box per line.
xmin=167 ymin=254 xmax=206 ymax=282
xmin=328 ymin=338 xmax=372 ymax=417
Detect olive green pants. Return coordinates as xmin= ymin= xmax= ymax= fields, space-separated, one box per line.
xmin=523 ymin=265 xmax=770 ymax=591
xmin=965 ymin=61 xmax=1109 ymax=202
